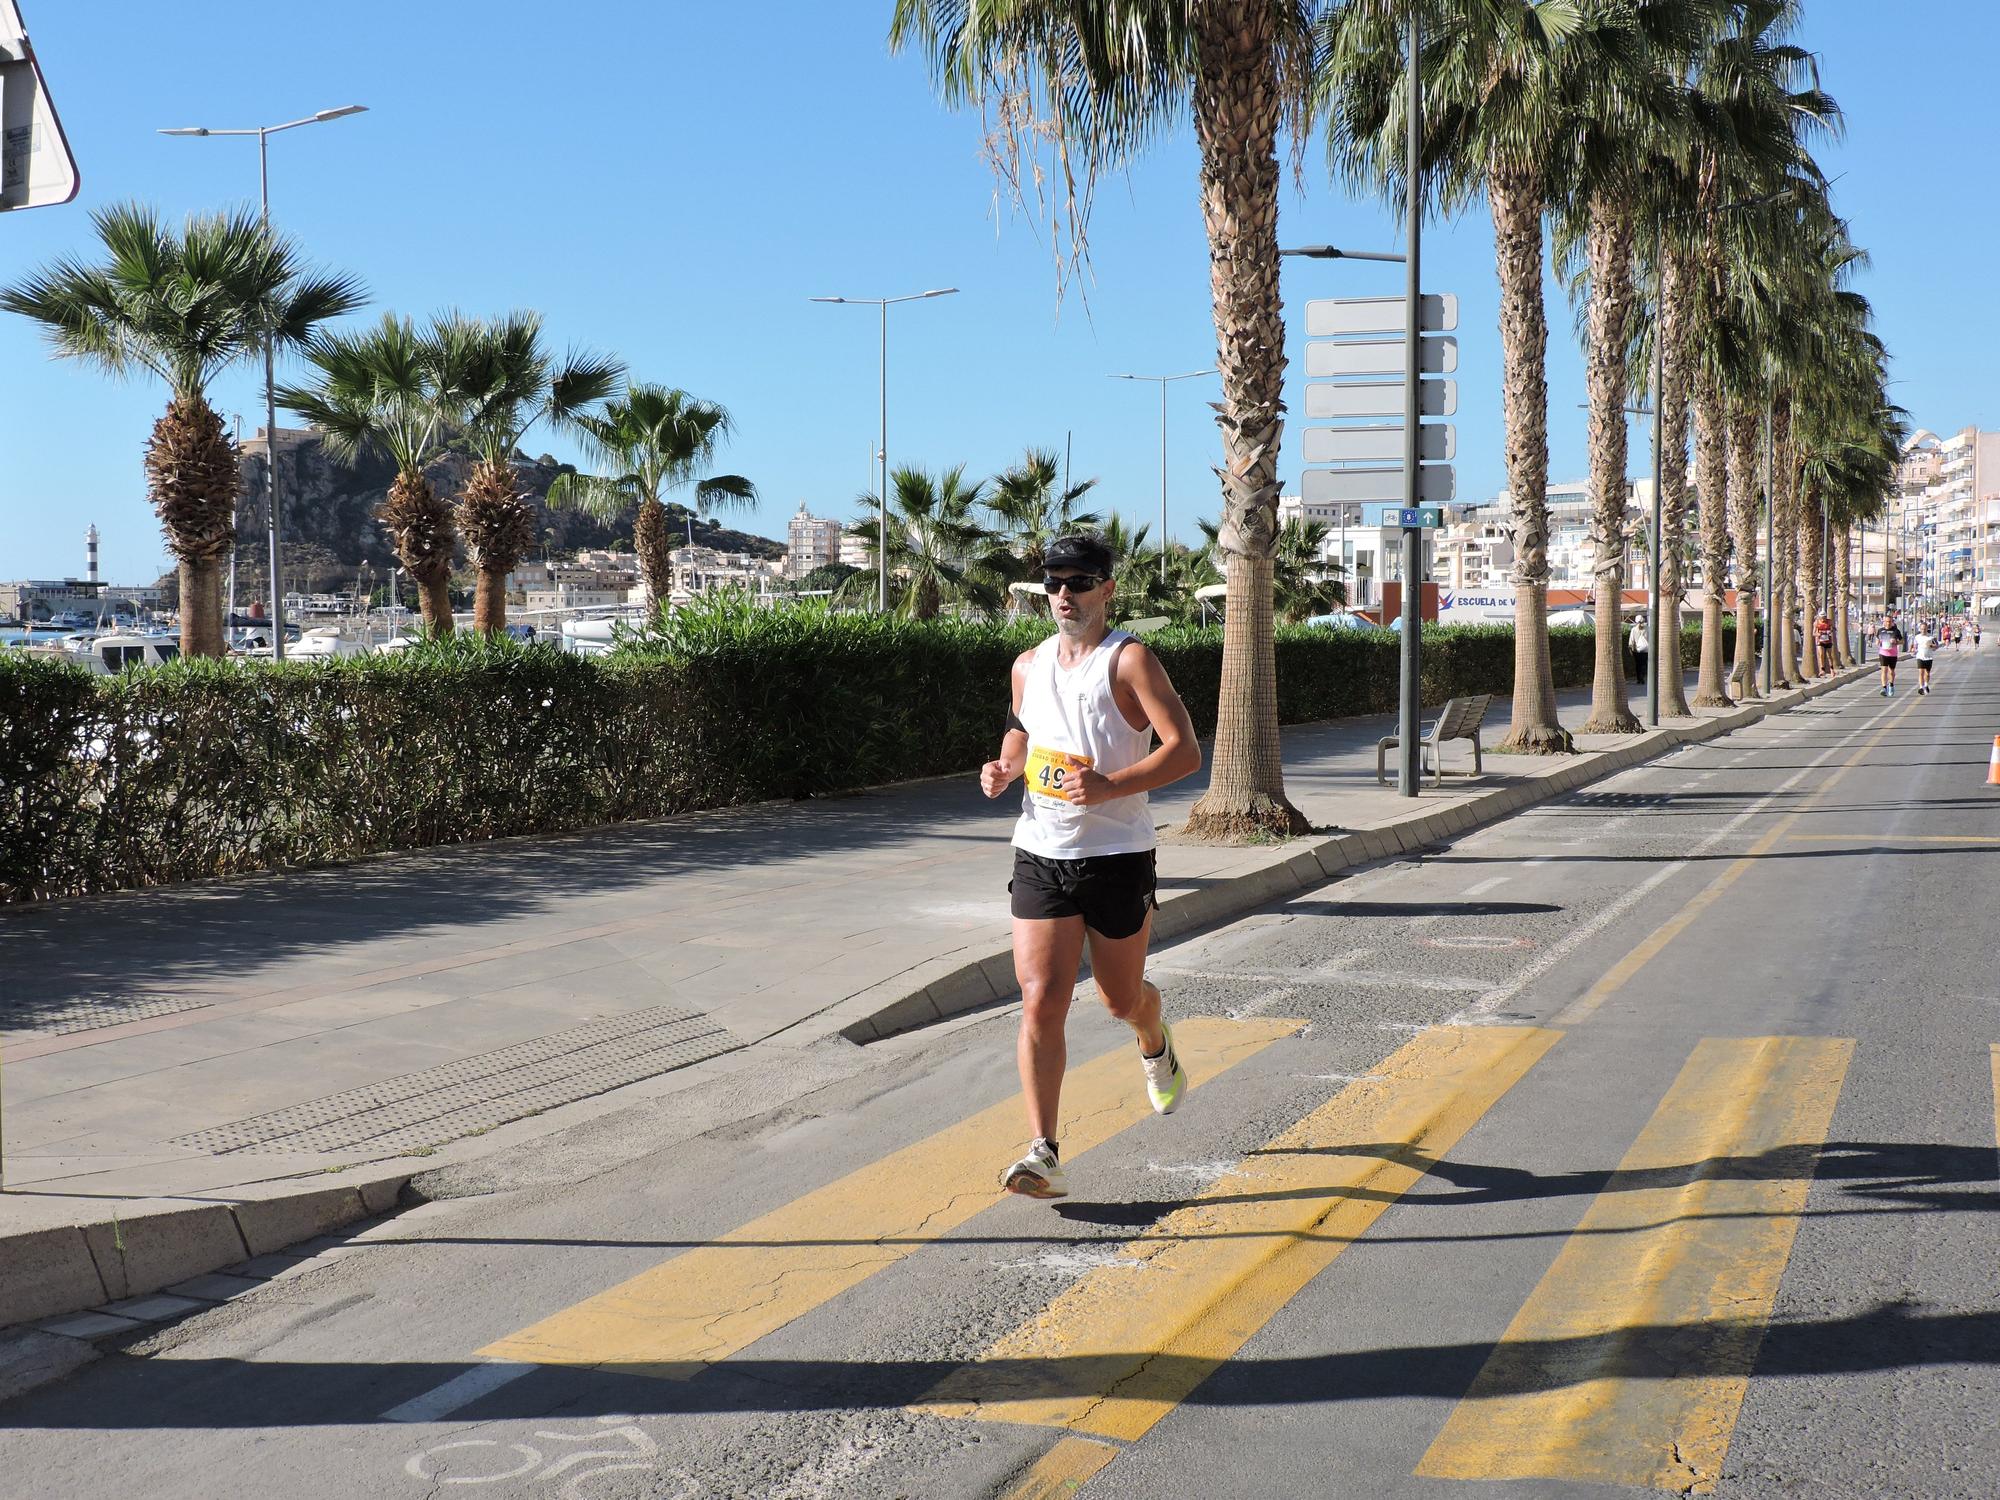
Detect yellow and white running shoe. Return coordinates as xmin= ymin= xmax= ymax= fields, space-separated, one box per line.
xmin=1141 ymin=1022 xmax=1188 ymax=1114
xmin=1000 ymin=1138 xmax=1068 ymax=1198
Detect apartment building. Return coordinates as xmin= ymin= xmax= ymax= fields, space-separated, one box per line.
xmin=786 ymin=502 xmax=847 ymax=580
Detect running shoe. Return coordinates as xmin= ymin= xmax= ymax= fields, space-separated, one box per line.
xmin=1141 ymin=1022 xmax=1189 ymax=1115
xmin=1000 ymin=1139 xmax=1067 ymax=1199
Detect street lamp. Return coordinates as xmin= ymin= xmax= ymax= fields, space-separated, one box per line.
xmin=160 ymin=105 xmax=368 ymax=662
xmin=810 ymin=287 xmax=959 ymax=610
xmin=1110 ymin=370 xmax=1216 ymax=581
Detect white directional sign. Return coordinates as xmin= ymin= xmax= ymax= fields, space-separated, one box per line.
xmin=1302 ymin=424 xmax=1455 ymax=463
xmin=1305 ymin=293 xmax=1458 ymax=338
xmin=0 ymin=2 xmax=77 ymax=212
xmin=1305 ymin=379 xmax=1457 ymax=419
xmin=1305 ymin=336 xmax=1458 ymax=378
xmin=1302 ymin=465 xmax=1457 ymax=505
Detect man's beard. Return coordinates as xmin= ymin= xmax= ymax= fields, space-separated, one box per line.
xmin=1056 ymin=603 xmax=1105 ymax=637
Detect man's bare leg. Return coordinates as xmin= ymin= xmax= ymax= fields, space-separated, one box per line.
xmin=1085 ymin=912 xmax=1164 ymax=1056
xmin=1014 ymin=915 xmax=1086 ymax=1143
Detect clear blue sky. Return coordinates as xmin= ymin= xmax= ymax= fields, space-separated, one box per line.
xmin=1 ymin=0 xmax=1988 ymax=585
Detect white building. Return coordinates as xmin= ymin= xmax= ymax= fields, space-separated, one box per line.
xmin=786 ymin=502 xmax=847 ymax=580
xmin=670 ymin=546 xmax=786 ymax=600
xmin=1893 ymin=427 xmax=2000 ymax=613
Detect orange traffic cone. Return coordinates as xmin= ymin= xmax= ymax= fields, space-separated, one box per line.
xmin=1990 ymin=735 xmax=2000 ymax=787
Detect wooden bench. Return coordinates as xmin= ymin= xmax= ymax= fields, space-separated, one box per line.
xmin=1376 ymin=693 xmax=1493 ymax=787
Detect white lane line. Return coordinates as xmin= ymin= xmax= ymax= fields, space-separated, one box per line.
xmin=1226 ymin=985 xmax=1297 ymax=1020
xmin=1448 ymin=688 xmax=1901 ymax=1026
xmin=1463 ymin=876 xmax=1511 ymax=897
xmin=383 ymin=1361 xmax=539 ymax=1423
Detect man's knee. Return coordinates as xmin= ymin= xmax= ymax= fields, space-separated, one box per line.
xmin=1097 ymin=976 xmax=1156 ymax=1024
xmin=1019 ymin=979 xmax=1073 ymax=1030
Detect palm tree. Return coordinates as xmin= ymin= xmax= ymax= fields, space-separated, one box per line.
xmin=278 ymin=313 xmax=467 ymax=634
xmin=1 ymin=203 xmax=363 ymax=656
xmin=1274 ymin=517 xmax=1349 ymax=624
xmin=448 ymin=313 xmax=623 ymax=633
xmin=892 ymin=0 xmax=1327 ymax=836
xmin=1682 ymin=0 xmax=1839 ymax=698
xmin=547 ymin=384 xmax=756 ymax=613
xmin=844 ymin=463 xmax=999 ymax=619
xmin=1550 ymin=0 xmax=1721 ymax=734
xmin=984 ymin=447 xmax=1103 ymax=582
xmin=1327 ymin=1 xmax=1662 ymax=754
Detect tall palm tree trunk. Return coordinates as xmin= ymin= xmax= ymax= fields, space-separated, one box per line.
xmin=1657 ymin=247 xmax=1693 ymax=718
xmin=1692 ymin=374 xmax=1731 ymax=706
xmin=1183 ymin=0 xmax=1306 ymax=838
xmin=380 ymin=469 xmax=457 ymax=636
xmin=1581 ymin=203 xmax=1640 ymax=734
xmin=1727 ymin=404 xmax=1762 ymax=698
xmin=457 ymin=458 xmax=535 ymax=636
xmin=1771 ymin=399 xmax=1797 ymax=688
xmin=634 ymin=494 xmax=674 ymax=614
xmin=1491 ymin=167 xmax=1571 ymax=753
xmin=146 ymin=393 xmax=237 ymax=658
xmin=1799 ymin=485 xmax=1824 ymax=676
xmin=1835 ymin=524 xmax=1854 ymax=665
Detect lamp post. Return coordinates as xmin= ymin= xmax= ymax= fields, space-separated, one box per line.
xmin=160 ymin=104 xmax=368 ymax=662
xmin=1110 ymin=370 xmax=1216 ymax=581
xmin=810 ymin=288 xmax=959 ymax=610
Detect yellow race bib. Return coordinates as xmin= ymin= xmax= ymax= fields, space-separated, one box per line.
xmin=1025 ymin=744 xmax=1093 ymax=804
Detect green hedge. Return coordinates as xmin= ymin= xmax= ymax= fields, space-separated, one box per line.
xmin=0 ymin=605 xmax=1631 ymax=902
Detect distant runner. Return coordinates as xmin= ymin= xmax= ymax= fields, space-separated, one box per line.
xmin=1813 ymin=612 xmax=1835 ymax=675
xmin=1911 ymin=622 xmax=1936 ymax=695
xmin=979 ymin=533 xmax=1202 ymax=1199
xmin=1876 ymin=615 xmax=1905 ymax=697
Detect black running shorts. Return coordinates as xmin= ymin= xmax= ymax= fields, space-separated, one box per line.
xmin=1879 ymin=654 xmax=1898 ymax=670
xmin=1009 ymin=849 xmax=1157 ymax=938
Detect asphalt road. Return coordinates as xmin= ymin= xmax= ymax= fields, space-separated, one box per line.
xmin=4 ymin=647 xmax=1996 ymax=1500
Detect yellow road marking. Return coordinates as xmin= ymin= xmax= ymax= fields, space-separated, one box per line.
xmin=998 ymin=1437 xmax=1120 ymax=1500
xmin=480 ymin=1016 xmax=1298 ymax=1378
xmin=915 ymin=1024 xmax=1561 ymax=1440
xmin=1555 ymin=692 xmax=1923 ymax=1025
xmin=1417 ymin=1035 xmax=1852 ymax=1494
xmin=1783 ymin=833 xmax=2000 ymax=843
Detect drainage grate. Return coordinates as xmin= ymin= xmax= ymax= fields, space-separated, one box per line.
xmin=171 ymin=1004 xmax=741 ymax=1156
xmin=2 ymin=993 xmax=217 ymax=1039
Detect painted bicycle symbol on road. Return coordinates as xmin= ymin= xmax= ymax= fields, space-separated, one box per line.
xmin=405 ymin=1415 xmax=699 ymax=1498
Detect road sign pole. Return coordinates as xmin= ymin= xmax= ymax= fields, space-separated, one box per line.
xmin=1647 ymin=212 xmax=1664 ymax=726
xmin=1397 ymin=10 xmax=1422 ymax=797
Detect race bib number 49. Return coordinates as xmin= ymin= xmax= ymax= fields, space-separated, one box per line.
xmin=1026 ymin=744 xmax=1093 ymax=804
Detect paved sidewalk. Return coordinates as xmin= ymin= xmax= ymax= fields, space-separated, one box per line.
xmin=0 ymin=666 xmax=1870 ymax=1327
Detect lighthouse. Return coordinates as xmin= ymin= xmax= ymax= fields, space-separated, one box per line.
xmin=86 ymin=524 xmax=99 ymax=584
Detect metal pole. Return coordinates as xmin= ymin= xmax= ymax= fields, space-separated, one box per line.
xmin=1397 ymin=9 xmax=1422 ymax=797
xmin=1760 ymin=400 xmax=1774 ymax=695
xmin=878 ymin=300 xmax=889 ymax=613
xmin=1647 ymin=215 xmax=1664 ymax=726
xmin=259 ymin=128 xmax=287 ymax=662
xmin=1159 ymin=379 xmax=1169 ymax=583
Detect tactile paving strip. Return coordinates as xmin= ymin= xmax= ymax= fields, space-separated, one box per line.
xmin=171 ymin=1004 xmax=741 ymax=1156
xmin=2 ymin=993 xmax=216 ymax=1038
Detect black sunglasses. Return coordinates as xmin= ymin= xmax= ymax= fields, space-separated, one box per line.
xmin=1043 ymin=572 xmax=1107 ymax=594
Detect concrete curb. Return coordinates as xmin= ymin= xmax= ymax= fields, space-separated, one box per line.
xmin=0 ymin=1169 xmax=408 ymax=1332
xmin=0 ymin=665 xmax=1869 ymax=1351
xmin=830 ymin=666 xmax=1873 ymax=1044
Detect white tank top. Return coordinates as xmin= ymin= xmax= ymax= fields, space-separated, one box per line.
xmin=1012 ymin=630 xmax=1157 ymax=859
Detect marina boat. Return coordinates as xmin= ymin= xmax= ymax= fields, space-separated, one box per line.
xmin=82 ymin=633 xmax=182 ymax=673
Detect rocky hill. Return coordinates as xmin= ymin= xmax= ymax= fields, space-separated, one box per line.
xmin=235 ymin=428 xmax=784 ymax=570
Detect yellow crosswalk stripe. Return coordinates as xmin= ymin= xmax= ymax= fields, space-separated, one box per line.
xmin=480 ymin=1016 xmax=1299 ymax=1379
xmin=915 ymin=1024 xmax=1561 ymax=1440
xmin=998 ymin=1437 xmax=1120 ymax=1500
xmin=1417 ymin=1035 xmax=1852 ymax=1494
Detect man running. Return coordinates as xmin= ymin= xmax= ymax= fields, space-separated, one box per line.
xmin=1876 ymin=614 xmax=1905 ymax=696
xmin=979 ymin=533 xmax=1202 ymax=1199
xmin=1911 ymin=620 xmax=1936 ymax=695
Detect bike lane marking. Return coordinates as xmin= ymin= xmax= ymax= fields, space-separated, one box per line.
xmin=461 ymin=1017 xmax=1299 ymax=1387
xmin=912 ymin=1023 xmax=1561 ymax=1440
xmin=1416 ymin=1034 xmax=1852 ymax=1493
